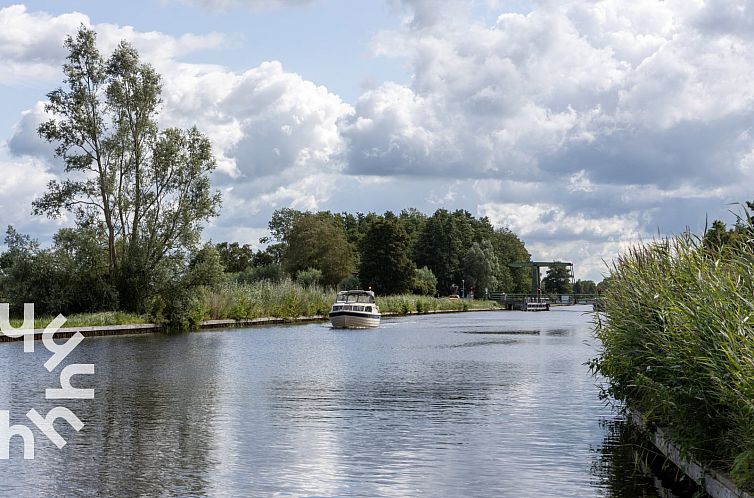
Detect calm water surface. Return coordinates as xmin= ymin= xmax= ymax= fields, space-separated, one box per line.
xmin=0 ymin=306 xmax=688 ymax=496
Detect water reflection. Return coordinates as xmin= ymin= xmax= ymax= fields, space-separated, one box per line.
xmin=591 ymin=419 xmax=700 ymax=498
xmin=0 ymin=307 xmax=696 ymax=496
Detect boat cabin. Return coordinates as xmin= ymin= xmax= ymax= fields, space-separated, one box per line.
xmin=332 ymin=290 xmax=378 ymax=314
xmin=334 ymin=290 xmax=375 ymax=304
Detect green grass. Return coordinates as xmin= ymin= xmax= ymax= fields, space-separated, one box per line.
xmin=9 ymin=311 xmax=147 ymax=330
xmin=591 ymin=231 xmax=754 ymax=490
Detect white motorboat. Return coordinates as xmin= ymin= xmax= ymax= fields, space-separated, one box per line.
xmin=329 ymin=290 xmax=381 ymax=329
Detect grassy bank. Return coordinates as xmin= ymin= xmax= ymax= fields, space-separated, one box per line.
xmin=591 ymin=232 xmax=754 ymax=490
xmin=10 ymin=311 xmax=147 ymax=329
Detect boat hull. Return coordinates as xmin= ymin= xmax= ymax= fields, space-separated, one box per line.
xmin=329 ymin=311 xmax=381 ymax=329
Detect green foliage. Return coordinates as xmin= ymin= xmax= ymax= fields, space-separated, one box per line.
xmin=146 ymin=245 xmax=224 ymax=331
xmin=397 ymin=208 xmax=427 ymax=260
xmin=358 ymin=218 xmax=415 ymax=295
xmin=541 ymin=266 xmax=573 ymax=294
xmin=263 ymin=208 xmax=307 ymax=245
xmin=9 ymin=311 xmax=146 ymax=330
xmin=338 ymin=275 xmax=361 ymax=291
xmin=592 ymin=228 xmax=754 ymax=490
xmin=215 ymin=242 xmax=255 ymax=273
xmin=296 ymin=267 xmax=323 ymax=288
xmin=413 ymin=266 xmax=438 ymax=296
xmin=186 ymin=245 xmax=226 ymax=288
xmin=463 ymin=240 xmax=500 ymax=297
xmin=415 ymin=209 xmax=504 ymax=294
xmin=34 ymin=26 xmax=221 ymax=313
xmin=284 ymin=215 xmax=355 ymax=286
xmin=237 ymin=264 xmax=284 ymax=284
xmin=0 ymin=226 xmax=116 ymax=316
xmin=377 ymin=295 xmax=498 ymax=314
xmin=573 ymin=279 xmax=597 ymax=295
xmin=490 ymin=228 xmax=531 ymax=292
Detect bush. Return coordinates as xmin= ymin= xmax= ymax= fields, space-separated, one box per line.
xmin=412 ymin=266 xmax=437 ymax=295
xmin=296 ymin=268 xmax=323 ymax=288
xmin=147 ymin=287 xmax=205 ymax=332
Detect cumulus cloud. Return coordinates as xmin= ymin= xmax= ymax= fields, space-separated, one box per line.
xmin=0 ymin=5 xmax=225 ymax=84
xmin=0 ymin=147 xmax=63 ymax=240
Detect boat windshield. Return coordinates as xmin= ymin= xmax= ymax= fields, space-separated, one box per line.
xmin=335 ymin=291 xmax=375 ymax=304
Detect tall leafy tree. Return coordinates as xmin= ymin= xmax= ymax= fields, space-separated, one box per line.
xmin=490 ymin=228 xmax=531 ymax=292
xmin=573 ymin=279 xmax=597 ymax=294
xmin=397 ymin=208 xmax=427 ymax=260
xmin=33 ymin=27 xmax=221 ymax=310
xmin=541 ymin=266 xmax=573 ymax=294
xmin=415 ymin=209 xmax=492 ymax=293
xmin=284 ymin=216 xmax=355 ymax=286
xmin=463 ymin=240 xmax=500 ymax=297
xmin=358 ymin=218 xmax=415 ymax=295
xmin=215 ymin=242 xmax=255 ymax=273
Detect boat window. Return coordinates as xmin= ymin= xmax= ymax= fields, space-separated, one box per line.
xmin=365 ymin=306 xmax=372 ymax=312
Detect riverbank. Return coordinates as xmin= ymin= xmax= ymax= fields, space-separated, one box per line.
xmin=1 ymin=306 xmax=504 ymax=342
xmin=592 ymin=230 xmax=754 ymax=492
xmin=630 ymin=409 xmax=753 ymax=498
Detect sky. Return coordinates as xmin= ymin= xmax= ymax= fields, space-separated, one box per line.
xmin=1 ymin=0 xmax=753 ymax=282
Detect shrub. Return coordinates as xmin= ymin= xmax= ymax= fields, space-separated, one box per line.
xmin=296 ymin=268 xmax=323 ymax=288
xmin=412 ymin=266 xmax=437 ymax=296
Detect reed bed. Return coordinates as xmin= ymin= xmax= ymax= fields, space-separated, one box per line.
xmin=201 ymin=279 xmax=332 ymax=320
xmin=201 ymin=281 xmax=500 ymax=320
xmin=592 ymin=231 xmax=754 ymax=490
xmin=378 ymin=295 xmax=499 ymax=314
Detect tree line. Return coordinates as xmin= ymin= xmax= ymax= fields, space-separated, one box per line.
xmin=214 ymin=207 xmax=533 ymax=298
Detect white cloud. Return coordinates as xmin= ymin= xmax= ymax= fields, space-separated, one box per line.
xmin=0 ymin=147 xmax=63 ymax=240
xmin=0 ymin=5 xmax=226 ymax=85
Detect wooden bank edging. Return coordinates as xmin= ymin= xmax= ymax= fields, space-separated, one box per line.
xmin=1 ymin=307 xmax=505 ymax=342
xmin=629 ymin=409 xmax=753 ymax=498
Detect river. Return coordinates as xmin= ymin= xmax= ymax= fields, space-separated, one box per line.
xmin=0 ymin=305 xmax=692 ymax=496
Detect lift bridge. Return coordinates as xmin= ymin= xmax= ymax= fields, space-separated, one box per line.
xmin=493 ymin=261 xmax=575 ymax=311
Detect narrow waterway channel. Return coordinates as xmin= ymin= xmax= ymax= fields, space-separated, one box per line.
xmin=0 ymin=305 xmax=693 ymax=496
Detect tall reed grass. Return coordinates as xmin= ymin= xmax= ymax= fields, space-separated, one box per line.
xmin=378 ymin=295 xmax=498 ymax=314
xmin=200 ymin=279 xmax=500 ymax=320
xmin=592 ymin=230 xmax=754 ymax=490
xmin=201 ymin=279 xmax=332 ymax=320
